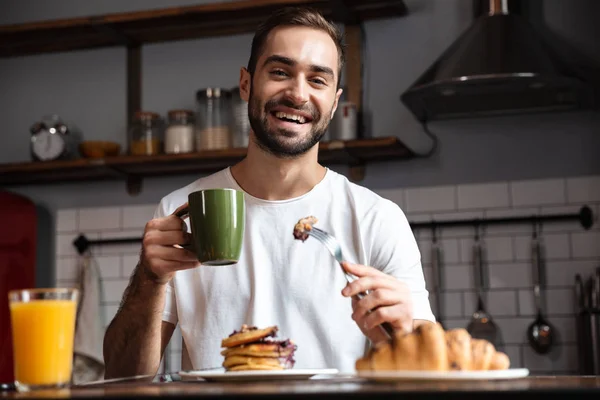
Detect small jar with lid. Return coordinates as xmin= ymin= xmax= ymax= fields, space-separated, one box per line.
xmin=195 ymin=88 xmax=232 ymax=151
xmin=128 ymin=111 xmax=163 ymax=156
xmin=164 ymin=109 xmax=195 ymax=154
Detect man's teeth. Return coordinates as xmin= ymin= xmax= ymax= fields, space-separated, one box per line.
xmin=275 ymin=112 xmax=306 ymax=124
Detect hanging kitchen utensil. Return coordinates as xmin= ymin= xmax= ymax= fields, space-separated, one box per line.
xmin=574 ymin=274 xmax=591 ymax=374
xmin=431 ymin=224 xmax=444 ymax=328
xmin=595 ymin=269 xmax=600 ymax=374
xmin=589 ymin=272 xmax=600 ymax=375
xmin=526 ymin=221 xmax=555 ymax=354
xmin=466 ymin=223 xmax=498 ymax=347
xmin=595 ymin=267 xmax=600 ymax=308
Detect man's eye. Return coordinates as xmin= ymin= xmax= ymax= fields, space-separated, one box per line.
xmin=311 ymin=79 xmax=326 ymax=85
xmin=271 ymin=70 xmax=288 ymax=77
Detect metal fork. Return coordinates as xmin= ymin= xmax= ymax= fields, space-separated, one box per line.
xmin=307 ymin=227 xmax=396 ymax=339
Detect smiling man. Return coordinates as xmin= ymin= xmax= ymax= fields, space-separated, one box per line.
xmin=103 ymin=7 xmax=434 ymax=378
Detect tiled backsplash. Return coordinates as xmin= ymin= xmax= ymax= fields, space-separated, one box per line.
xmin=54 ymin=175 xmax=600 ymax=375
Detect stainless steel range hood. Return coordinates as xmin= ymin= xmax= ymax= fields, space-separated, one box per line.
xmin=400 ymin=0 xmax=597 ymax=122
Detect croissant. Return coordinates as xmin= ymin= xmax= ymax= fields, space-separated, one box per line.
xmin=355 ymin=322 xmax=510 ymax=372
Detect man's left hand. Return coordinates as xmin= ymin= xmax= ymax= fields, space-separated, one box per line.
xmin=341 ymin=261 xmax=413 ymax=344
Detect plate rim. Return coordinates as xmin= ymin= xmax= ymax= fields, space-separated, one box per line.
xmin=356 ymin=368 xmax=530 ymax=380
xmin=179 ymin=368 xmax=340 ymax=378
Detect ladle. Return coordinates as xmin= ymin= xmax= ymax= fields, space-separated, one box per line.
xmin=466 ymin=223 xmax=498 ymax=347
xmin=526 ymin=221 xmax=555 ymax=354
xmin=431 ymin=224 xmax=445 ymax=328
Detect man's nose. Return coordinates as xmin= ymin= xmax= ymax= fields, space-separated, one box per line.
xmin=284 ymin=78 xmax=309 ymax=105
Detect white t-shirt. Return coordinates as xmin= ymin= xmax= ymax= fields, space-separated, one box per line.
xmin=155 ymin=167 xmax=434 ymax=374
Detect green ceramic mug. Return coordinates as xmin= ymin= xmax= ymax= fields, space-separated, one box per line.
xmin=175 ymin=188 xmax=245 ymax=266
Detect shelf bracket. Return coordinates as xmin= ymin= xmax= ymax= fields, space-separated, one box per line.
xmin=329 ymin=0 xmax=362 ymax=120
xmin=344 ymin=24 xmax=362 ymax=109
xmin=349 ymin=164 xmax=366 ymax=182
xmin=335 ymin=1 xmax=364 ymax=139
xmin=127 ymin=45 xmax=142 ymax=128
xmin=126 ymin=176 xmax=143 ymax=196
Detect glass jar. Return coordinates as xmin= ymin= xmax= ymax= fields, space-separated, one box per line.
xmin=164 ymin=109 xmax=195 ymax=154
xmin=128 ymin=111 xmax=163 ymax=156
xmin=229 ymin=86 xmax=250 ymax=148
xmin=195 ymin=88 xmax=232 ymax=151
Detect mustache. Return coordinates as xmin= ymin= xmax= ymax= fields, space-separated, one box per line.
xmin=264 ymin=98 xmax=319 ymax=120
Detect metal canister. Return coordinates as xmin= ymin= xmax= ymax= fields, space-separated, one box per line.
xmin=328 ymin=101 xmax=358 ymax=141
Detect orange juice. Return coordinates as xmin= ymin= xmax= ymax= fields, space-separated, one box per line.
xmin=9 ymin=299 xmax=77 ymax=388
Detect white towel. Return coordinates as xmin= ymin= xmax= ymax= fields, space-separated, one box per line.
xmin=72 ymin=250 xmax=105 ymax=384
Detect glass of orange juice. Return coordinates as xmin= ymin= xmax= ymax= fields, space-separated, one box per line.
xmin=8 ymin=288 xmax=79 ymax=392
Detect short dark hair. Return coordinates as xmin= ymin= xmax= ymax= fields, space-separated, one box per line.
xmin=247 ymin=7 xmax=346 ymax=87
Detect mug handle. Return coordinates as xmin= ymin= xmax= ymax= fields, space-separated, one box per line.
xmin=175 ymin=206 xmax=189 ymax=219
xmin=174 ymin=206 xmax=194 ymax=252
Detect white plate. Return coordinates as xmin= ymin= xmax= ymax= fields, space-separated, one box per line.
xmin=356 ymin=368 xmax=530 ymax=382
xmin=179 ymin=368 xmax=339 ymax=382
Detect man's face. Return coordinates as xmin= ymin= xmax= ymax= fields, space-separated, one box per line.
xmin=240 ymin=26 xmax=343 ymax=158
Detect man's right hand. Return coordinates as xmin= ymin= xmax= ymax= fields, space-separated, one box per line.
xmin=139 ymin=203 xmax=199 ymax=284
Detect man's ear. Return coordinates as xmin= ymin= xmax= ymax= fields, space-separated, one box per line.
xmin=239 ymin=67 xmax=251 ymax=102
xmin=331 ymin=87 xmax=343 ymax=118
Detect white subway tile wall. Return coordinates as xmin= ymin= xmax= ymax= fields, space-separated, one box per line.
xmin=510 ymin=178 xmax=567 ymax=207
xmin=457 ymin=182 xmax=510 ymax=210
xmin=55 ymin=175 xmax=600 ymax=375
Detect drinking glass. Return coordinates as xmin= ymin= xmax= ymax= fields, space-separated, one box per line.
xmin=9 ymin=288 xmax=79 ymax=391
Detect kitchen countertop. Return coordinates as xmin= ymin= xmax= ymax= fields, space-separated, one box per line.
xmin=2 ymin=375 xmax=600 ymax=399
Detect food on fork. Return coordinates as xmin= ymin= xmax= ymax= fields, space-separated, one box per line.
xmin=355 ymin=322 xmax=510 ymax=372
xmin=221 ymin=324 xmax=297 ymax=371
xmin=293 ymin=216 xmax=318 ymax=242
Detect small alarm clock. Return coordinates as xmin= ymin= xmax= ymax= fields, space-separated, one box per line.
xmin=30 ymin=115 xmax=82 ymax=161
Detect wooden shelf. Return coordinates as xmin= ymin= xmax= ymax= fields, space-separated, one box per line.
xmin=0 ymin=0 xmax=407 ymax=58
xmin=0 ymin=1 xmax=417 ymax=195
xmin=0 ymin=137 xmax=414 ymax=189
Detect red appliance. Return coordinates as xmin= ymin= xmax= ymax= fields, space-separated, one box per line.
xmin=0 ymin=191 xmax=36 ymax=389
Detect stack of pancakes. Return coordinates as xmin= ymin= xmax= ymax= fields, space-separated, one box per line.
xmin=221 ymin=324 xmax=297 ymax=371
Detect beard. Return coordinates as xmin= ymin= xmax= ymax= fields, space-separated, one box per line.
xmin=247 ymin=87 xmax=333 ymax=158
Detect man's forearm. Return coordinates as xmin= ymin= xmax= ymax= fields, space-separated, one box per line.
xmin=103 ymin=264 xmax=168 ymax=379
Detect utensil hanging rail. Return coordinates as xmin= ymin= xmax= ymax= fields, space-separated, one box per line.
xmin=409 ymin=205 xmax=594 ymax=231
xmin=72 ymin=205 xmax=594 ymax=254
xmin=73 ymin=235 xmax=141 ymax=255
